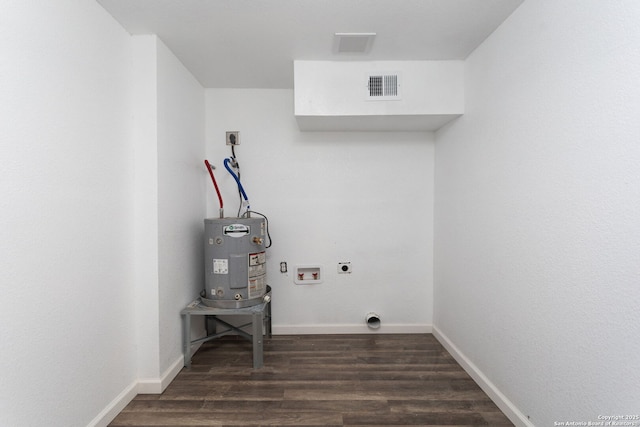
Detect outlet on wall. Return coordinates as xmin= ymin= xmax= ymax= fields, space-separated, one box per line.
xmin=338 ymin=262 xmax=352 ymax=274
xmin=226 ymin=131 xmax=240 ymax=145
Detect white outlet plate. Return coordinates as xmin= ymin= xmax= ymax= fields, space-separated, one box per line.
xmin=338 ymin=262 xmax=352 ymax=274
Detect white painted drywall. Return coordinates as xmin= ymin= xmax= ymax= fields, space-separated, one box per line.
xmin=0 ymin=1 xmax=137 ymax=426
xmin=294 ymin=60 xmax=464 ymax=131
xmin=132 ymin=35 xmax=206 ymax=387
xmin=434 ymin=1 xmax=640 ymax=425
xmin=131 ymin=34 xmax=161 ymax=384
xmin=206 ymin=89 xmax=434 ymax=333
xmin=0 ymin=7 xmax=205 ymax=423
xmin=156 ymin=39 xmax=206 ymax=375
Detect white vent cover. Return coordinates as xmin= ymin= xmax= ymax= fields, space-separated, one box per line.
xmin=334 ymin=33 xmax=376 ymax=53
xmin=367 ymin=73 xmax=401 ymax=100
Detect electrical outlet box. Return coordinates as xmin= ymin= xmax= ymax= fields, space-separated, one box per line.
xmin=338 ymin=262 xmax=352 ymax=274
xmin=226 ymin=131 xmax=240 ymax=145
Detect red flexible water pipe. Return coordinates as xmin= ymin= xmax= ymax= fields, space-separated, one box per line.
xmin=204 ymin=159 xmax=224 ymax=217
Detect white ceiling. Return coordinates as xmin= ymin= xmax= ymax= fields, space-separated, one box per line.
xmin=98 ymin=0 xmax=524 ymax=89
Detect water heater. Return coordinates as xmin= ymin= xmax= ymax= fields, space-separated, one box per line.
xmin=202 ymin=217 xmax=268 ymax=308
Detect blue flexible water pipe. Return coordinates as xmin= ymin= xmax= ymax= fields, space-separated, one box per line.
xmin=223 ymin=157 xmax=249 ymax=202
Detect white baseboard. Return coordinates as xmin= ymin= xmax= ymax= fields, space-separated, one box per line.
xmin=272 ymin=323 xmax=432 ymax=335
xmin=137 ymin=353 xmax=185 ymax=394
xmin=87 ymin=381 xmax=138 ymax=427
xmin=89 ymin=352 xmax=188 ymax=427
xmin=432 ymin=325 xmax=535 ymax=427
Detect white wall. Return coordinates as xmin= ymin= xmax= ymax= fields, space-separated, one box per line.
xmin=434 ymin=1 xmax=640 ymax=425
xmin=0 ymin=2 xmax=137 ymax=426
xmin=206 ymin=89 xmax=434 ymax=333
xmin=132 ymin=34 xmax=161 ymax=386
xmin=0 ymin=5 xmax=205 ymax=425
xmin=132 ymin=35 xmax=206 ymax=389
xmin=156 ymin=39 xmax=206 ymax=375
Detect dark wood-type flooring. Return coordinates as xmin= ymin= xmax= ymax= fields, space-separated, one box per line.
xmin=110 ymin=334 xmax=514 ymax=426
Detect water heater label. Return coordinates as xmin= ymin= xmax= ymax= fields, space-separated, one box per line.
xmin=212 ymin=258 xmax=228 ymax=274
xmin=223 ymin=224 xmax=250 ymax=238
xmin=249 ymin=252 xmax=266 ymax=266
xmin=248 ymin=251 xmax=267 ymax=298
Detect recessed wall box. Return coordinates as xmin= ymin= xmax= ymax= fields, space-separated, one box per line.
xmin=295 ymin=265 xmax=322 ymax=285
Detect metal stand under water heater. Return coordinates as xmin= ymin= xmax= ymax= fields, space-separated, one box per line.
xmin=202 ymin=217 xmax=268 ymax=308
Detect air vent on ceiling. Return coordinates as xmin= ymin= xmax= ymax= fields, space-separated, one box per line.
xmin=334 ymin=33 xmax=376 ymax=54
xmin=367 ymin=73 xmax=401 ymax=100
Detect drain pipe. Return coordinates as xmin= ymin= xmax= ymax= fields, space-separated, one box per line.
xmin=365 ymin=312 xmax=381 ymax=330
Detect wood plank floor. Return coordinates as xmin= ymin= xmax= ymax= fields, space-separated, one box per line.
xmin=110 ymin=334 xmax=513 ymax=426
